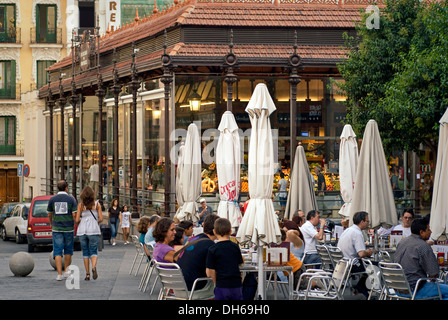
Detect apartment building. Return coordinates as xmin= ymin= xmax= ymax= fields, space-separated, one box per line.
xmin=18 ymin=0 xmax=168 ymax=202
xmin=0 ymin=0 xmax=67 ymax=204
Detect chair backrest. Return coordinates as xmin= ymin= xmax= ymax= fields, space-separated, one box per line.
xmin=131 ymin=235 xmax=140 ymax=245
xmin=362 ymin=258 xmax=382 ymax=291
xmin=146 ymin=242 xmax=155 ymax=255
xmin=155 ymin=261 xmax=190 ymax=300
xmin=378 ymin=262 xmax=413 ymax=299
xmin=316 ymin=245 xmax=334 ymax=271
xmin=327 ymin=246 xmax=344 ymax=267
xmin=131 ymin=235 xmax=144 ymax=253
xmin=331 ymin=257 xmax=352 ymax=291
xmin=379 ymin=250 xmax=392 ymax=262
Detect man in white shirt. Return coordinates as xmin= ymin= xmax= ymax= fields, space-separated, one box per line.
xmin=300 ymin=210 xmax=326 ymax=266
xmin=338 ymin=211 xmax=372 ymax=262
xmin=337 ymin=211 xmax=373 ymax=297
xmin=392 ymin=209 xmax=414 ymax=237
xmin=377 ymin=208 xmax=414 ymax=237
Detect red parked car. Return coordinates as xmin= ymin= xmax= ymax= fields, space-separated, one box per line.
xmin=26 ymin=195 xmax=80 ymax=252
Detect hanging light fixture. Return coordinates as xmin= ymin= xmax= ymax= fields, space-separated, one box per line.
xmin=188 ymin=88 xmax=201 ymax=112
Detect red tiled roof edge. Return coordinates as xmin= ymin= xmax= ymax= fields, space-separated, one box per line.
xmin=47 ymin=0 xmax=366 ymax=72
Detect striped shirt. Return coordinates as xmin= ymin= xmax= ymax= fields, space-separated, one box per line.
xmin=47 ymin=192 xmax=78 ymax=232
xmin=394 ymin=234 xmax=440 ymax=290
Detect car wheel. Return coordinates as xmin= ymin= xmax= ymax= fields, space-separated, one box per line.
xmin=0 ymin=227 xmax=7 ymax=241
xmin=15 ymin=229 xmax=24 ymax=244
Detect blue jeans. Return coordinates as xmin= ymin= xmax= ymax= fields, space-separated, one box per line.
xmin=80 ymin=234 xmax=100 ymax=259
xmin=279 ymin=196 xmax=287 ymax=207
xmin=414 ymin=282 xmax=448 ymax=300
xmin=110 ymin=219 xmax=119 ymax=239
xmin=303 ymin=253 xmax=322 ymax=267
xmin=53 ymin=231 xmax=74 ymax=257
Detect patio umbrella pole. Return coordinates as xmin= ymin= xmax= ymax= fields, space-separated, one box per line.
xmin=258 ymin=245 xmax=264 ymax=300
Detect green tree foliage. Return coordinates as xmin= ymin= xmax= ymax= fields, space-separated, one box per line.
xmin=337 ymin=0 xmax=448 ymax=154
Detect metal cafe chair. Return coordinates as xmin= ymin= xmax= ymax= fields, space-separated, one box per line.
xmin=154 ymin=261 xmax=214 ymax=300
xmin=139 ymin=243 xmax=156 ymax=292
xmin=327 ymin=246 xmax=344 ymax=267
xmin=129 ymin=235 xmax=146 ymax=276
xmin=316 ymin=245 xmax=335 ymax=272
xmin=379 ymin=250 xmax=392 ymax=262
xmin=379 ymin=261 xmax=443 ymax=300
xmin=327 ymin=246 xmax=366 ymax=295
xmin=293 ymin=257 xmax=352 ymax=300
xmin=362 ymin=258 xmax=383 ymax=300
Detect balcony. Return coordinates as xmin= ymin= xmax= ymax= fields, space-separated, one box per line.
xmin=30 ymin=27 xmax=62 ymax=44
xmin=0 ymin=27 xmax=21 ymax=43
xmin=0 ymin=139 xmax=23 ymax=156
xmin=0 ymin=83 xmax=20 ymax=100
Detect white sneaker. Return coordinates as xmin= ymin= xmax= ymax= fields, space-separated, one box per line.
xmin=56 ymin=274 xmax=64 ymax=281
xmin=112 ymin=242 xmax=116 ymax=246
xmin=63 ymin=271 xmax=72 ymax=278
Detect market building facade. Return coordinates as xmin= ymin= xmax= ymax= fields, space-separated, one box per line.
xmin=37 ymin=0 xmax=428 ymax=218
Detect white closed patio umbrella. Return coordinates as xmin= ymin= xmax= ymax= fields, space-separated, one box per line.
xmin=284 ymin=143 xmax=318 ymax=220
xmin=349 ymin=120 xmax=397 ymax=229
xmin=176 ymin=123 xmax=202 ymax=223
xmin=216 ymin=111 xmax=242 ymax=230
xmin=430 ymin=107 xmax=448 ymax=240
xmin=236 ymin=83 xmax=281 ymax=300
xmin=338 ymin=124 xmax=359 ymax=217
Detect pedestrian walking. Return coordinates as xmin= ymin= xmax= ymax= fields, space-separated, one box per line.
xmin=121 ymin=205 xmax=131 ymax=244
xmin=76 ymin=186 xmax=103 ymax=280
xmin=108 ymin=198 xmax=122 ymax=246
xmin=47 ymin=180 xmax=78 ymax=281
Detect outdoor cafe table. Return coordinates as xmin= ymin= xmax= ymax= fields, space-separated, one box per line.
xmin=240 ymin=264 xmax=294 ymax=300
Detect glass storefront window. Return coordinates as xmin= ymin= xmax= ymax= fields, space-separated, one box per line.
xmin=172 ymin=73 xmax=349 ymax=214
xmin=101 ymin=78 xmax=169 ymax=214
xmin=44 ymin=70 xmax=436 ymax=218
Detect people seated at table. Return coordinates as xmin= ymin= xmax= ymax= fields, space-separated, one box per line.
xmin=394 ymin=218 xmax=448 ymax=300
xmin=176 ymin=214 xmax=220 ymax=299
xmin=153 ymin=217 xmax=177 ymax=263
xmin=337 ymin=211 xmax=373 ymax=297
xmin=377 ymin=208 xmax=414 ymax=237
xmin=300 ymin=210 xmax=327 ymax=266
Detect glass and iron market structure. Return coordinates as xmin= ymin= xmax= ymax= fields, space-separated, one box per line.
xmin=38 ymin=0 xmax=424 ymax=218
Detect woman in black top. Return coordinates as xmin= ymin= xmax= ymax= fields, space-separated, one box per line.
xmin=108 ymin=199 xmax=122 ymax=246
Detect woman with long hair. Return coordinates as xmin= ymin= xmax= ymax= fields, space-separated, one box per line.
xmin=75 ymin=186 xmax=103 ymax=280
xmin=108 ymin=198 xmax=121 ymax=246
